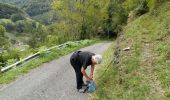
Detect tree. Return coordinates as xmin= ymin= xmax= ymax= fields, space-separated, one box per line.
xmin=0 ymin=19 xmax=15 ymax=31
xmin=0 ymin=53 xmax=6 ymax=67
xmin=52 ymin=0 xmax=110 ymax=39
xmin=0 ymin=25 xmax=9 ymax=48
xmin=11 ymin=14 xmax=25 ymax=22
xmin=0 ymin=25 xmax=6 ymax=36
xmin=28 ymin=24 xmax=48 ymax=48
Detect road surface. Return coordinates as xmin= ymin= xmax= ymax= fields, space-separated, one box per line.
xmin=0 ymin=42 xmax=111 ymax=100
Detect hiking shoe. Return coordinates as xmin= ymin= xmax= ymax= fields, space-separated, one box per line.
xmin=77 ymin=88 xmax=86 ymax=93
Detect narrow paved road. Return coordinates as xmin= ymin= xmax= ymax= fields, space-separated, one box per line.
xmin=0 ymin=42 xmax=111 ymax=100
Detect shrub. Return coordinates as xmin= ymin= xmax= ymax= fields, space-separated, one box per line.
xmin=0 ymin=25 xmax=6 ymax=36
xmin=146 ymin=0 xmax=169 ymax=11
xmin=11 ymin=14 xmax=25 ymax=22
xmin=0 ymin=25 xmax=9 ymax=48
xmin=0 ymin=19 xmax=15 ymax=31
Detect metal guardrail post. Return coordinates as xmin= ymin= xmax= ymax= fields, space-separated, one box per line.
xmin=0 ymin=62 xmax=5 ymax=73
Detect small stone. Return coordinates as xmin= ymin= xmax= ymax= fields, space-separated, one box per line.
xmin=123 ymin=47 xmax=130 ymax=51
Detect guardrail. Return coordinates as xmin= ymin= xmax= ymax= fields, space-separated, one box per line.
xmin=1 ymin=41 xmax=81 ymax=72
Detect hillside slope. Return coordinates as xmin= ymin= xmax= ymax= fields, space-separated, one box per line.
xmin=0 ymin=3 xmax=26 ymax=19
xmin=115 ymin=1 xmax=170 ymax=98
xmin=92 ymin=1 xmax=170 ymax=99
xmin=0 ymin=0 xmax=57 ymax=24
xmin=0 ymin=3 xmax=47 ymax=48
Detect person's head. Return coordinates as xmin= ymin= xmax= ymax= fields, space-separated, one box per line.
xmin=92 ymin=54 xmax=102 ymax=65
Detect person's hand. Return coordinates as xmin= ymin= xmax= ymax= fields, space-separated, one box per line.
xmin=86 ymin=77 xmax=92 ymax=82
xmin=90 ymin=74 xmax=95 ymax=81
xmin=90 ymin=74 xmax=93 ymax=79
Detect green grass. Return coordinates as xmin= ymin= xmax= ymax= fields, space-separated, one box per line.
xmin=91 ymin=2 xmax=170 ymax=100
xmin=154 ymin=42 xmax=170 ymax=97
xmin=121 ymin=2 xmax=170 ymax=98
xmin=0 ymin=39 xmax=97 ymax=84
xmin=91 ymin=42 xmax=150 ymax=100
xmin=91 ymin=42 xmax=118 ymax=100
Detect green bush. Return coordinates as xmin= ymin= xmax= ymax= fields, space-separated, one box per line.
xmin=0 ymin=25 xmax=9 ymax=48
xmin=0 ymin=49 xmax=20 ymax=66
xmin=28 ymin=24 xmax=48 ymax=48
xmin=0 ymin=25 xmax=6 ymax=36
xmin=3 ymin=49 xmax=20 ymax=62
xmin=11 ymin=14 xmax=25 ymax=22
xmin=67 ymin=42 xmax=79 ymax=47
xmin=123 ymin=0 xmax=169 ymax=13
xmin=0 ymin=37 xmax=9 ymax=49
xmin=134 ymin=0 xmax=149 ymax=16
xmin=15 ymin=19 xmax=41 ymax=33
xmin=0 ymin=19 xmax=15 ymax=31
xmin=123 ymin=0 xmax=148 ymax=13
xmin=0 ymin=3 xmax=24 ymax=19
xmin=147 ymin=0 xmax=169 ymax=11
xmin=0 ymin=54 xmax=6 ymax=67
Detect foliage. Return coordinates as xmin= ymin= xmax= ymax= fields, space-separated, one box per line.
xmin=122 ymin=0 xmax=170 ymax=22
xmin=123 ymin=0 xmax=144 ymax=12
xmin=15 ymin=19 xmax=39 ymax=33
xmin=52 ymin=0 xmax=112 ymax=39
xmin=28 ymin=24 xmax=48 ymax=48
xmin=1 ymin=0 xmax=169 ymax=50
xmin=123 ymin=0 xmax=169 ymax=14
xmin=0 ymin=18 xmax=43 ymax=34
xmin=0 ymin=1 xmax=58 ymax=48
xmin=91 ymin=42 xmax=117 ymax=99
xmin=11 ymin=14 xmax=25 ymax=22
xmin=0 ymin=25 xmax=6 ymax=36
xmin=0 ymin=3 xmax=24 ymax=19
xmin=0 ymin=0 xmax=52 ymax=17
xmin=48 ymin=22 xmax=78 ymax=45
xmin=0 ymin=49 xmax=20 ymax=68
xmin=0 ymin=0 xmax=57 ymax=25
xmin=103 ymin=0 xmax=127 ymax=36
xmin=0 ymin=25 xmax=8 ymax=48
xmin=2 ymin=49 xmax=20 ymax=65
xmin=51 ymin=0 xmax=129 ymax=39
xmin=146 ymin=0 xmax=169 ymax=11
xmin=92 ymin=1 xmax=170 ymax=99
xmin=0 ymin=19 xmax=15 ymax=31
xmin=32 ymin=11 xmax=59 ymax=25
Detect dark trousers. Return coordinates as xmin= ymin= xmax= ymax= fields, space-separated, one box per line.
xmin=70 ymin=51 xmax=83 ymax=89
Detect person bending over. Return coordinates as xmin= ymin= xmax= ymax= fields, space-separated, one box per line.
xmin=70 ymin=51 xmax=102 ymax=93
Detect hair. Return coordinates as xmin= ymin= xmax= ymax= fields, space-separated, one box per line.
xmin=93 ymin=54 xmax=102 ymax=64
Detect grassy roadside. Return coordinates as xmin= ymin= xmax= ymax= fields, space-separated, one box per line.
xmin=91 ymin=2 xmax=170 ymax=100
xmin=119 ymin=2 xmax=170 ymax=99
xmin=91 ymin=42 xmax=146 ymax=99
xmin=0 ymin=39 xmax=98 ymax=84
xmin=90 ymin=41 xmax=144 ymax=99
xmin=90 ymin=42 xmax=117 ymax=99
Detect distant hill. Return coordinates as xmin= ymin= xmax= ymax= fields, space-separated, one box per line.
xmin=0 ymin=0 xmax=52 ymax=16
xmin=0 ymin=3 xmax=26 ymax=19
xmin=0 ymin=0 xmax=58 ymax=24
xmin=0 ymin=3 xmax=46 ymax=48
